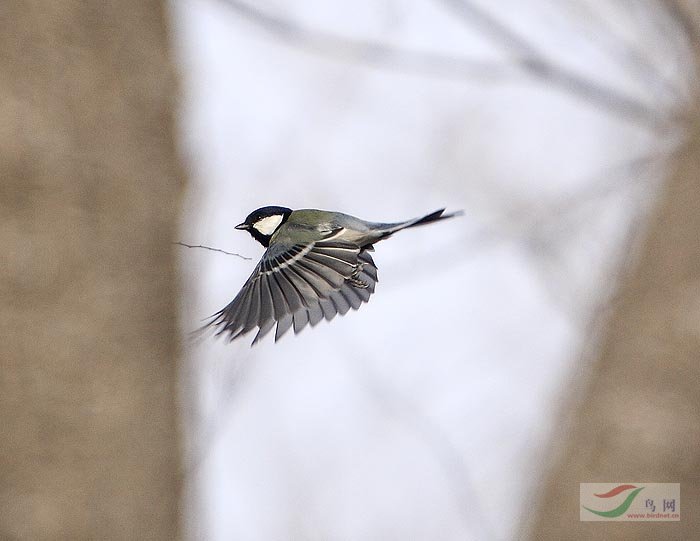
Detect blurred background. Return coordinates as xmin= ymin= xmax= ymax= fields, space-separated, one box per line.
xmin=174 ymin=1 xmax=699 ymax=540
xmin=2 ymin=1 xmax=699 ymax=540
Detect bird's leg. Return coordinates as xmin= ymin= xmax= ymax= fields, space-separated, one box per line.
xmin=347 ymin=264 xmax=369 ymax=289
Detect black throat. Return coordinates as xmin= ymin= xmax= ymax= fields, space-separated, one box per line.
xmin=249 ymin=227 xmax=273 ymax=247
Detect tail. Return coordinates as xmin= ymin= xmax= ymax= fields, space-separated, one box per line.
xmin=404 ymin=208 xmax=463 ymax=228
xmin=376 ymin=208 xmax=463 ymax=238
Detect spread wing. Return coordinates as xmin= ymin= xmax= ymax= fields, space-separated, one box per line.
xmin=206 ymin=240 xmax=378 ymax=344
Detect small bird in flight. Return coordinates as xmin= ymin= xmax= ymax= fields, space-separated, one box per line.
xmin=206 ymin=206 xmax=461 ymax=344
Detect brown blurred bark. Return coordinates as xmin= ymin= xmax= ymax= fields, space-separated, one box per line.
xmin=0 ymin=2 xmax=183 ymax=540
xmin=526 ymin=118 xmax=700 ymax=537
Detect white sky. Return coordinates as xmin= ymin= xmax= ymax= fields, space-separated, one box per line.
xmin=170 ymin=1 xmax=681 ymax=539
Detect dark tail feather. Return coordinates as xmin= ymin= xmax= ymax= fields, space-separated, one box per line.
xmin=405 ymin=208 xmax=463 ymax=229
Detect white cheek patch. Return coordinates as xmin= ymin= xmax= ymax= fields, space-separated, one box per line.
xmin=252 ymin=214 xmax=285 ymax=235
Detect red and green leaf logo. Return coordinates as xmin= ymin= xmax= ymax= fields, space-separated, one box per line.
xmin=583 ymin=484 xmax=645 ymax=518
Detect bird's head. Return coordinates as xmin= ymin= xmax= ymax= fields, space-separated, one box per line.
xmin=235 ymin=206 xmax=293 ymax=247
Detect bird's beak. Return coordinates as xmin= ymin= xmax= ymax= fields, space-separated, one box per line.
xmin=235 ymin=223 xmax=249 ymax=230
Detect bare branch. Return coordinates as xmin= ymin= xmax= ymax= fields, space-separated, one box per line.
xmin=175 ymin=241 xmax=251 ymax=260
xmin=213 ymin=0 xmax=671 ymax=128
xmin=439 ymin=0 xmax=540 ymax=56
xmin=558 ymin=0 xmax=682 ymax=105
xmin=436 ymin=0 xmax=669 ymax=128
xmin=385 ymin=146 xmax=676 ymax=290
xmin=213 ymin=0 xmax=518 ymax=82
xmin=663 ymin=0 xmax=700 ymax=48
xmin=659 ymin=0 xmax=700 ymax=100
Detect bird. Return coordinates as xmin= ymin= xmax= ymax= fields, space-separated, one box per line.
xmin=205 ymin=205 xmax=462 ymax=345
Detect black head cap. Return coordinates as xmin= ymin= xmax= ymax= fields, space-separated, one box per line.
xmin=235 ymin=206 xmax=293 ymax=247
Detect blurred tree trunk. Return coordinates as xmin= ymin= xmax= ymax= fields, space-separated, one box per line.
xmin=0 ymin=2 xmax=183 ymax=539
xmin=526 ymin=118 xmax=700 ymax=537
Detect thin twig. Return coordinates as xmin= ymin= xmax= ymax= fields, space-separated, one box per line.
xmin=659 ymin=0 xmax=700 ymax=101
xmin=214 ymin=0 xmax=669 ymax=129
xmin=212 ymin=0 xmax=521 ymax=82
xmin=663 ymin=0 xmax=700 ymax=48
xmin=175 ymin=241 xmax=251 ymax=260
xmin=558 ymin=0 xmax=682 ymax=105
xmin=435 ymin=0 xmax=669 ymax=129
xmin=385 ymin=145 xmax=676 ymax=291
